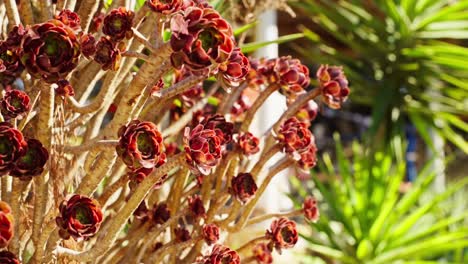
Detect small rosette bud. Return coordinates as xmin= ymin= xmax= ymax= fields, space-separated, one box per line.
xmin=10 ymin=138 xmax=49 ymax=180
xmin=103 ymin=7 xmax=135 ymax=42
xmin=0 ymin=90 xmax=31 ymax=119
xmin=238 ymin=132 xmax=260 ymax=156
xmin=55 ymin=9 xmax=81 ymax=31
xmin=55 ymin=79 xmax=75 ymax=97
xmin=152 ymin=202 xmax=171 ymax=225
xmin=316 ymin=65 xmax=350 ymax=109
xmin=303 ymin=196 xmax=319 ymax=223
xmin=188 ymin=195 xmax=206 ymax=219
xmin=218 ymin=48 xmax=250 ymax=89
xmin=80 ymin=34 xmax=97 ymax=59
xmin=0 ymin=122 xmax=27 ymax=175
xmin=197 ymin=244 xmax=240 ymax=264
xmin=174 ymin=227 xmax=191 ymax=242
xmin=277 ymin=117 xmax=313 ymax=156
xmin=147 ymin=0 xmax=184 ymax=14
xmin=231 ymin=173 xmax=257 ymax=203
xmin=266 ymin=217 xmax=298 ymax=252
xmin=56 ymin=195 xmax=103 ymax=241
xmin=94 ymin=37 xmax=122 ymax=71
xmin=252 ymin=243 xmax=273 ymax=264
xmin=202 ymin=223 xmax=219 ymax=245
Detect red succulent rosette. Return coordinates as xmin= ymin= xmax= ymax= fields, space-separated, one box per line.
xmin=199 ymin=114 xmax=234 ymax=145
xmin=316 ymin=65 xmax=350 ymax=109
xmin=188 ymin=195 xmax=206 ymax=219
xmin=266 ymin=217 xmax=298 ymax=251
xmin=0 ymin=122 xmax=27 ymax=175
xmin=0 ymin=201 xmax=14 ymax=248
xmin=0 ymin=89 xmax=31 ymax=119
xmin=94 ymin=37 xmax=122 ymax=71
xmin=231 ymin=173 xmax=257 ymax=203
xmin=80 ymin=34 xmax=97 ymax=59
xmin=56 ymin=195 xmax=103 ymax=241
xmin=174 ymin=227 xmax=191 ymax=242
xmin=297 ymin=140 xmax=317 ymax=171
xmin=238 ymin=132 xmax=260 ymax=156
xmin=20 ymin=19 xmax=80 ymax=83
xmin=147 ymin=0 xmax=184 ymax=14
xmin=202 ymin=223 xmax=219 ymax=245
xmin=103 ymin=7 xmax=135 ymax=42
xmin=116 ymin=120 xmax=166 ymax=170
xmin=170 ymin=7 xmax=234 ymax=74
xmin=0 ymin=251 xmax=20 ymax=264
xmin=303 ymin=196 xmax=319 ymax=223
xmin=218 ymin=47 xmax=250 ymax=89
xmin=5 ymin=25 xmax=26 ymax=49
xmin=55 ymin=79 xmax=75 ymax=97
xmin=0 ymin=41 xmax=24 ymax=85
xmin=197 ymin=244 xmax=240 ymax=264
xmin=55 ymin=9 xmax=81 ymax=31
xmin=152 ymin=202 xmax=171 ymax=225
xmin=252 ymin=243 xmax=273 ymax=264
xmin=277 ymin=117 xmax=313 ymax=156
xmin=10 ymin=138 xmax=49 ymax=180
xmin=183 ymin=124 xmax=222 ymax=175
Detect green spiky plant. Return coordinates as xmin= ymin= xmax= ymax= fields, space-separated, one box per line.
xmin=291 ymin=0 xmax=468 ymax=152
xmin=292 ymin=135 xmax=468 ymax=264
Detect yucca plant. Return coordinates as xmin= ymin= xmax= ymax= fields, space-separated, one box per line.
xmin=292 ymin=135 xmax=468 ymax=263
xmin=292 ymin=0 xmax=468 ymax=152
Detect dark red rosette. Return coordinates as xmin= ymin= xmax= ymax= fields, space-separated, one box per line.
xmin=197 ymin=244 xmax=240 ymax=264
xmin=218 ymin=48 xmax=250 ymax=89
xmin=296 ymin=100 xmax=318 ymax=127
xmin=266 ymin=217 xmax=298 ymax=251
xmin=55 ymin=79 xmax=75 ymax=97
xmin=246 ymin=58 xmax=267 ymax=89
xmin=231 ymin=173 xmax=257 ymax=203
xmin=303 ymin=196 xmax=319 ymax=223
xmin=90 ymin=12 xmax=105 ymax=33
xmin=183 ymin=124 xmax=222 ymax=175
xmin=0 ymin=201 xmax=14 ymax=248
xmin=5 ymin=25 xmax=26 ymax=48
xmin=0 ymin=122 xmax=27 ymax=175
xmin=103 ymin=7 xmax=135 ymax=42
xmin=202 ymin=223 xmax=219 ymax=245
xmin=252 ymin=243 xmax=273 ymax=264
xmin=0 ymin=90 xmax=31 ymax=119
xmin=20 ymin=19 xmax=80 ymax=83
xmin=133 ymin=201 xmax=149 ymax=221
xmin=0 ymin=41 xmax=24 ymax=85
xmin=0 ymin=251 xmax=20 ymax=264
xmin=316 ymin=65 xmax=350 ymax=109
xmin=94 ymin=37 xmax=122 ymax=71
xmin=237 ymin=132 xmax=260 ymax=156
xmin=152 ymin=202 xmax=171 ymax=225
xmin=277 ymin=117 xmax=313 ymax=156
xmin=147 ymin=0 xmax=184 ymax=14
xmin=174 ymin=227 xmax=191 ymax=242
xmin=199 ymin=114 xmax=234 ymax=145
xmin=10 ymin=138 xmax=49 ymax=180
xmin=55 ymin=9 xmax=81 ymax=31
xmin=116 ymin=120 xmax=165 ymax=170
xmin=170 ymin=7 xmax=234 ymax=74
xmin=56 ymin=195 xmax=103 ymax=241
xmin=80 ymin=34 xmax=97 ymax=59
xmin=188 ymin=195 xmax=206 ymax=219
xmin=297 ymin=139 xmax=317 ymax=171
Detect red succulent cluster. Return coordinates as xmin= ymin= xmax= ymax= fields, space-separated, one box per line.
xmin=55 ymin=9 xmax=81 ymax=31
xmin=188 ymin=195 xmax=206 ymax=219
xmin=56 ymin=195 xmax=103 ymax=241
xmin=0 ymin=89 xmax=31 ymax=119
xmin=170 ymin=6 xmax=234 ymax=74
xmin=266 ymin=217 xmax=298 ymax=252
xmin=0 ymin=41 xmax=24 ymax=85
xmin=20 ymin=18 xmax=80 ymax=83
xmin=199 ymin=114 xmax=234 ymax=145
xmin=152 ymin=202 xmax=171 ymax=225
xmin=252 ymin=243 xmax=273 ymax=264
xmin=174 ymin=227 xmax=191 ymax=242
xmin=231 ymin=173 xmax=258 ymax=203
xmin=197 ymin=244 xmax=240 ymax=264
xmin=183 ymin=124 xmax=223 ymax=175
xmin=218 ymin=47 xmax=250 ymax=89
xmin=10 ymin=139 xmax=49 ymax=180
xmin=55 ymin=79 xmax=75 ymax=97
xmin=297 ymin=142 xmax=317 ymax=171
xmin=103 ymin=7 xmax=135 ymax=42
xmin=237 ymin=132 xmax=260 ymax=156
xmin=0 ymin=201 xmax=14 ymax=248
xmin=116 ymin=120 xmax=166 ymax=170
xmin=0 ymin=122 xmax=27 ymax=175
xmin=0 ymin=251 xmax=20 ymax=264
xmin=303 ymin=196 xmax=319 ymax=223
xmin=317 ymin=65 xmax=350 ymax=109
xmin=202 ymin=223 xmax=219 ymax=245
xmin=80 ymin=34 xmax=97 ymax=59
xmin=147 ymin=0 xmax=184 ymax=14
xmin=94 ymin=37 xmax=122 ymax=71
xmin=277 ymin=117 xmax=313 ymax=156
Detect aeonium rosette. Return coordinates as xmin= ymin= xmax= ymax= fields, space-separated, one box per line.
xmin=116 ymin=120 xmax=166 ymax=170
xmin=218 ymin=47 xmax=250 ymax=89
xmin=146 ymin=0 xmax=184 ymax=14
xmin=0 ymin=201 xmax=14 ymax=248
xmin=170 ymin=6 xmax=234 ymax=74
xmin=56 ymin=195 xmax=103 ymax=241
xmin=277 ymin=117 xmax=313 ymax=157
xmin=103 ymin=7 xmax=135 ymax=42
xmin=0 ymin=41 xmax=24 ymax=85
xmin=317 ymin=64 xmax=350 ymax=109
xmin=10 ymin=138 xmax=49 ymax=180
xmin=20 ymin=19 xmax=80 ymax=83
xmin=0 ymin=122 xmax=27 ymax=175
xmin=197 ymin=244 xmax=241 ymax=264
xmin=0 ymin=89 xmax=31 ymax=119
xmin=266 ymin=217 xmax=298 ymax=252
